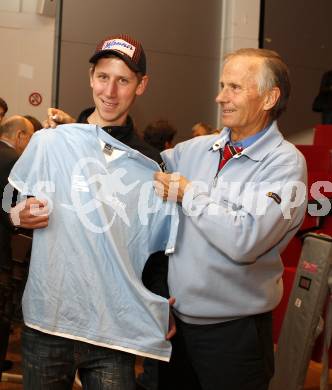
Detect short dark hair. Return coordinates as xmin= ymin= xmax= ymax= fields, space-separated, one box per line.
xmin=192 ymin=122 xmax=214 ymax=135
xmin=0 ymin=97 xmax=8 ymax=113
xmin=224 ymin=48 xmax=291 ymax=120
xmin=24 ymin=115 xmax=43 ymax=131
xmin=143 ymin=119 xmax=177 ymax=151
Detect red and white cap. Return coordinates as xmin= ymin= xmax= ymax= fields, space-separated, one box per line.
xmin=89 ymin=34 xmax=146 ymax=75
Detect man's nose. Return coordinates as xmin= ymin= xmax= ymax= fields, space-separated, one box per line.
xmin=216 ymin=88 xmax=229 ymax=104
xmin=105 ymin=80 xmax=117 ymax=97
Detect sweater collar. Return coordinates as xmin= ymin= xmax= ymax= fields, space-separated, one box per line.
xmin=209 ymin=121 xmax=284 ymax=161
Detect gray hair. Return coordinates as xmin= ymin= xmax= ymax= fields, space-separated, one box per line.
xmin=223 ymin=48 xmax=291 ymax=120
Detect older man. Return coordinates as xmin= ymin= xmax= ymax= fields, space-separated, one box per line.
xmin=0 ymin=115 xmax=34 ymax=274
xmin=154 ymin=49 xmax=307 ymax=390
xmin=0 ymin=116 xmax=34 ymax=378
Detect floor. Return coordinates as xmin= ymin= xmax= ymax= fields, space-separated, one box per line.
xmin=0 ymin=325 xmax=331 ymax=389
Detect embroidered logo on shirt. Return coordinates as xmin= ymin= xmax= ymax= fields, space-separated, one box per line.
xmin=266 ymin=192 xmax=281 ymax=204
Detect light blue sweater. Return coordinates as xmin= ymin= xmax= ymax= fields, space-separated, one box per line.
xmin=161 ymin=121 xmax=307 ymax=324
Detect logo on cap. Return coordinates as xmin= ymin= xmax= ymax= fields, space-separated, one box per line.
xmin=102 ymin=39 xmax=136 ymax=59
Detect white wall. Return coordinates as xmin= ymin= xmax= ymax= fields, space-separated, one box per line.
xmin=220 ymin=0 xmax=260 ymax=55
xmin=218 ymin=0 xmax=260 ymax=128
xmin=0 ymin=0 xmax=55 ymax=123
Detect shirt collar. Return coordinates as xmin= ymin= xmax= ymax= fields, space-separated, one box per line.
xmin=209 ymin=121 xmax=284 ymax=161
xmin=0 ymin=138 xmax=15 ymax=149
xmin=232 ymin=124 xmax=271 ymax=148
xmin=95 ymin=124 xmax=135 ymax=153
xmin=93 ymin=124 xmax=161 ymax=170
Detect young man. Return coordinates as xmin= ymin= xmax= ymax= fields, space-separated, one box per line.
xmin=44 ymin=36 xmax=169 ymax=305
xmin=44 ymin=34 xmax=160 ymax=164
xmin=10 ymin=31 xmax=156 ymax=229
xmin=8 ymin=34 xmax=175 ymax=390
xmin=13 ymin=35 xmax=169 ymax=300
xmin=154 ymin=48 xmax=308 ymax=390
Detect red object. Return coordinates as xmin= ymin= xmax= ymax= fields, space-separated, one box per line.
xmin=28 ymin=92 xmax=42 ymax=106
xmin=218 ymin=144 xmax=242 ymax=171
xmin=313 ymin=124 xmax=332 ymax=146
xmin=296 ymin=144 xmax=332 ymax=172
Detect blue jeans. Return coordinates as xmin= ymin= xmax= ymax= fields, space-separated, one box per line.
xmin=136 ymin=358 xmax=159 ymax=390
xmin=22 ymin=326 xmax=135 ymax=390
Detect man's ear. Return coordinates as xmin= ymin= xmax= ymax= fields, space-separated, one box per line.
xmin=263 ymin=87 xmax=280 ymax=111
xmin=15 ymin=129 xmax=23 ymax=142
xmin=12 ymin=129 xmax=23 ymax=151
xmin=136 ymin=75 xmax=149 ymax=96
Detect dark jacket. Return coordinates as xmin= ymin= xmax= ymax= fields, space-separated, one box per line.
xmin=77 ymin=108 xmax=162 ymax=163
xmin=312 ymin=70 xmax=332 ymax=124
xmin=0 ymin=141 xmax=18 ymax=270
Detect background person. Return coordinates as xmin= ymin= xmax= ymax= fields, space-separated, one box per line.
xmin=154 ymin=48 xmax=307 ymax=390
xmin=0 ymin=116 xmax=34 ymax=379
xmin=143 ymin=119 xmax=177 ymax=152
xmin=312 ymin=70 xmax=332 ymax=124
xmin=0 ymin=97 xmax=8 ymax=124
xmin=24 ymin=115 xmax=43 ymax=132
xmin=191 ymin=122 xmax=218 ymax=137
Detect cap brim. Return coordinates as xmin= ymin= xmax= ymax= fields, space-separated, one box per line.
xmin=89 ymin=50 xmax=141 ymax=73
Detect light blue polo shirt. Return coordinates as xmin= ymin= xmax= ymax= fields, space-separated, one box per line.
xmin=9 ymin=124 xmax=178 ymax=361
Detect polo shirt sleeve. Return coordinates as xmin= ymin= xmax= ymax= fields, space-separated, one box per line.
xmin=9 ymin=130 xmax=51 ymax=198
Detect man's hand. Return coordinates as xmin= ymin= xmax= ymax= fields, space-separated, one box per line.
xmin=154 ymin=172 xmax=191 ymax=203
xmin=43 ymin=108 xmax=75 ymax=129
xmin=10 ymin=198 xmax=49 ymax=229
xmin=166 ymin=296 xmax=176 ymax=340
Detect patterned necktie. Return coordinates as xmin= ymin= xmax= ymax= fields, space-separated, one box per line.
xmin=218 ymin=143 xmax=243 ymax=172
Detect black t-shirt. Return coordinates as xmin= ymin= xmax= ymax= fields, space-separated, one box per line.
xmin=77 ymin=108 xmax=162 ymax=164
